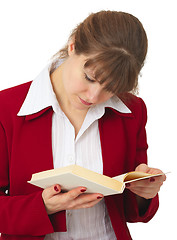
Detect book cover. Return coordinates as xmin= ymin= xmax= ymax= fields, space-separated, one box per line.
xmin=28 ymin=164 xmax=166 ymax=196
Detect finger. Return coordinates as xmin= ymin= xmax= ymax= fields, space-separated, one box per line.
xmin=132 ymin=188 xmax=159 ymax=199
xmin=43 ymin=184 xmax=62 ymax=198
xmin=127 ymin=182 xmax=161 ymax=197
xmin=126 ymin=175 xmax=165 ymax=189
xmin=147 ymin=168 xmax=164 ymax=175
xmin=135 ymin=165 xmax=166 ymax=178
xmin=64 ymin=187 xmax=87 ymax=201
xmin=75 ymin=193 xmax=103 ymax=202
xmin=149 ymin=175 xmax=166 ymax=183
xmin=64 ymin=192 xmax=103 ymax=210
xmin=75 ymin=197 xmax=103 ymax=209
xmin=53 ymin=184 xmax=62 ymax=194
xmin=126 ymin=182 xmax=162 ymax=199
xmin=126 ymin=179 xmax=151 ymax=188
xmin=127 ymin=184 xmax=161 ymax=193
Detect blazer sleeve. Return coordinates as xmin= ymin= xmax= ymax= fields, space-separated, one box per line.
xmin=0 ymin=121 xmax=54 ymax=236
xmin=123 ymin=98 xmax=159 ymax=223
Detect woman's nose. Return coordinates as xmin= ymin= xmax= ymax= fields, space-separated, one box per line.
xmin=87 ymin=84 xmax=102 ymax=102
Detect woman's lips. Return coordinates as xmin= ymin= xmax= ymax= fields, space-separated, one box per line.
xmin=79 ymin=97 xmax=92 ymax=106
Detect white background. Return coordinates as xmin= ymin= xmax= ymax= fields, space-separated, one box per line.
xmin=0 ymin=0 xmax=176 ymax=239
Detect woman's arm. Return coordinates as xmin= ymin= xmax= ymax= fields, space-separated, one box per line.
xmin=126 ymin=163 xmax=166 ymax=216
xmin=124 ymin=98 xmax=161 ymax=222
xmin=0 ymin=122 xmax=53 ymax=236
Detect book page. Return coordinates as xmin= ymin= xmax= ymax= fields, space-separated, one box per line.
xmin=113 ymin=172 xmax=167 ymax=183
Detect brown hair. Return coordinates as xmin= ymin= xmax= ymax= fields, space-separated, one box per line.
xmin=50 ymin=11 xmax=148 ymax=96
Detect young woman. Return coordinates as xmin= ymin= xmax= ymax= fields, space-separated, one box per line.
xmin=0 ymin=11 xmax=166 ymax=240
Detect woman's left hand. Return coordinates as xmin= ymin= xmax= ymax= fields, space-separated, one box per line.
xmin=125 ymin=163 xmax=166 ymax=199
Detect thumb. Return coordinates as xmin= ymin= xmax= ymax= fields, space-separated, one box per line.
xmin=135 ymin=163 xmax=150 ymax=173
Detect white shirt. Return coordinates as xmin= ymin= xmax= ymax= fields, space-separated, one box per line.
xmin=18 ymin=64 xmax=131 ymax=240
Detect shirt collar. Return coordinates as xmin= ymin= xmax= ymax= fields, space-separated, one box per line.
xmin=17 ymin=64 xmax=131 ymax=117
xmin=17 ymin=65 xmax=60 ymax=116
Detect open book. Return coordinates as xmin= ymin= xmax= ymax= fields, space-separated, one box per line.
xmin=28 ymin=164 xmax=166 ymax=196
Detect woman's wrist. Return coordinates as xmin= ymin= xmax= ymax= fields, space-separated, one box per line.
xmin=136 ymin=195 xmax=151 ymax=216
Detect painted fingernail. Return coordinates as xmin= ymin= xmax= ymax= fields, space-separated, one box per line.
xmin=80 ymin=188 xmax=86 ymax=192
xmin=54 ymin=186 xmax=59 ymax=192
xmin=97 ymin=196 xmax=103 ymax=199
xmin=150 ymin=177 xmax=155 ymax=182
xmin=125 ymin=183 xmax=131 ymax=187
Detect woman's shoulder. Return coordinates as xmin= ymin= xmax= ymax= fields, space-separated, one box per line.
xmin=0 ymin=81 xmax=31 ymax=98
xmin=120 ymin=93 xmax=147 ymax=114
xmin=103 ymin=93 xmax=147 ymax=125
xmin=0 ymin=81 xmax=32 ymax=118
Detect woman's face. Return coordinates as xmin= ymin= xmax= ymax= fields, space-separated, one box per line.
xmin=61 ymin=44 xmax=114 ymax=111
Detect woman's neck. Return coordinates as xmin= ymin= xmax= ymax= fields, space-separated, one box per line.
xmin=50 ymin=63 xmax=88 ymax=137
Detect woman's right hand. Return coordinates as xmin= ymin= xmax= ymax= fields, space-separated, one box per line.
xmin=42 ymin=184 xmax=103 ymax=215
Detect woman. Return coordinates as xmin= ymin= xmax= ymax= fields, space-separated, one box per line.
xmin=0 ymin=11 xmax=166 ymax=240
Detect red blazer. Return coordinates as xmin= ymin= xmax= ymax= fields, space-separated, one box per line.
xmin=0 ymin=82 xmax=159 ymax=240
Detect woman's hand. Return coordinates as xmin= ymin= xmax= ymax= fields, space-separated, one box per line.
xmin=125 ymin=163 xmax=166 ymax=199
xmin=42 ymin=185 xmax=103 ymax=215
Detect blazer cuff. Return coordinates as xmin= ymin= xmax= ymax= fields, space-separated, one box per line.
xmin=124 ymin=189 xmax=159 ymax=223
xmin=49 ymin=210 xmax=67 ymax=232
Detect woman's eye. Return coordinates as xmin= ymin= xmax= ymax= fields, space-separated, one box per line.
xmin=84 ymin=73 xmax=95 ymax=83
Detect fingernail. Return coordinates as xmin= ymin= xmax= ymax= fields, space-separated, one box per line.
xmin=97 ymin=196 xmax=103 ymax=199
xmin=125 ymin=183 xmax=131 ymax=187
xmin=54 ymin=186 xmax=59 ymax=192
xmin=80 ymin=188 xmax=86 ymax=193
xmin=150 ymin=177 xmax=155 ymax=182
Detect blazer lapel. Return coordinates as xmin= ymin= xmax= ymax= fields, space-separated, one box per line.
xmin=99 ymin=107 xmax=134 ymax=178
xmin=14 ymin=107 xmax=54 ymax=193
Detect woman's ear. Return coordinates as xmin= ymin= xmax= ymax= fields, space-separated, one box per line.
xmin=68 ymin=38 xmax=75 ymax=56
